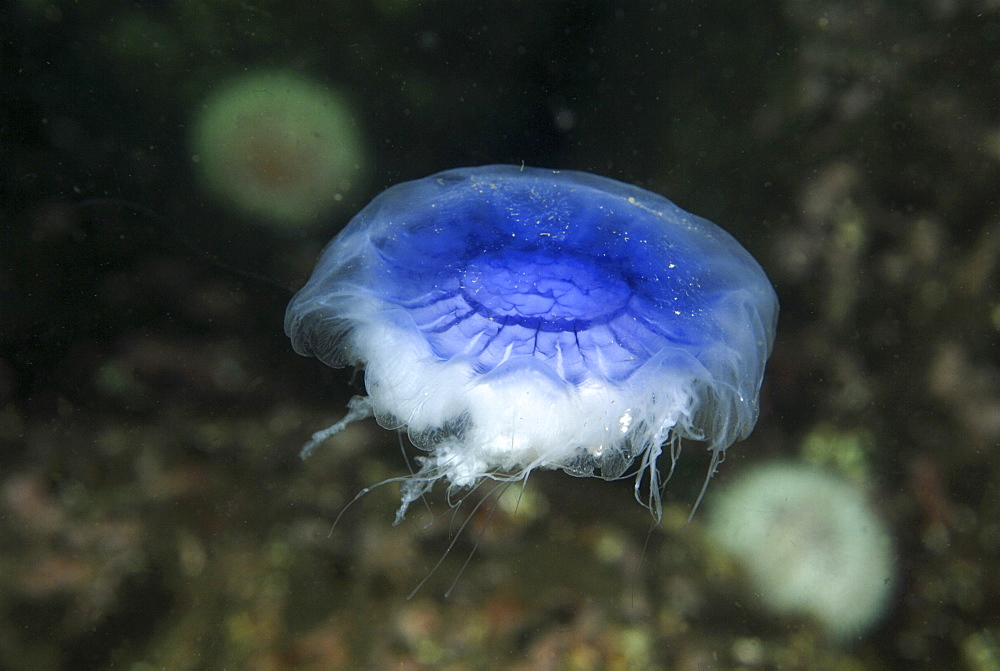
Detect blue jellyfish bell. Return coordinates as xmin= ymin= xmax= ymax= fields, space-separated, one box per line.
xmin=285 ymin=165 xmax=778 ymax=522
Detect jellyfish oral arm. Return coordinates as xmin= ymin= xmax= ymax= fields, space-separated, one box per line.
xmin=299 ymin=395 xmax=374 ymax=459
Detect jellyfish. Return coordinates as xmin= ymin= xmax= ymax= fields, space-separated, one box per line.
xmin=285 ymin=165 xmax=778 ymax=522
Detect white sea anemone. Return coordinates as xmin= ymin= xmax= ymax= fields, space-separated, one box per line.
xmin=708 ymin=462 xmax=895 ymax=641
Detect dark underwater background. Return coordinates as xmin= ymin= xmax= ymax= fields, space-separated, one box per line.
xmin=3 ymin=1 xmax=1000 ymax=668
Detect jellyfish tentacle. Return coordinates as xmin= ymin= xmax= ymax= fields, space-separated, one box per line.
xmin=687 ymin=447 xmax=725 ymax=526
xmin=299 ymin=395 xmax=374 ymax=460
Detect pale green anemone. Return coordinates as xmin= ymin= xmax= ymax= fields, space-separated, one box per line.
xmin=190 ymin=71 xmax=364 ymax=229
